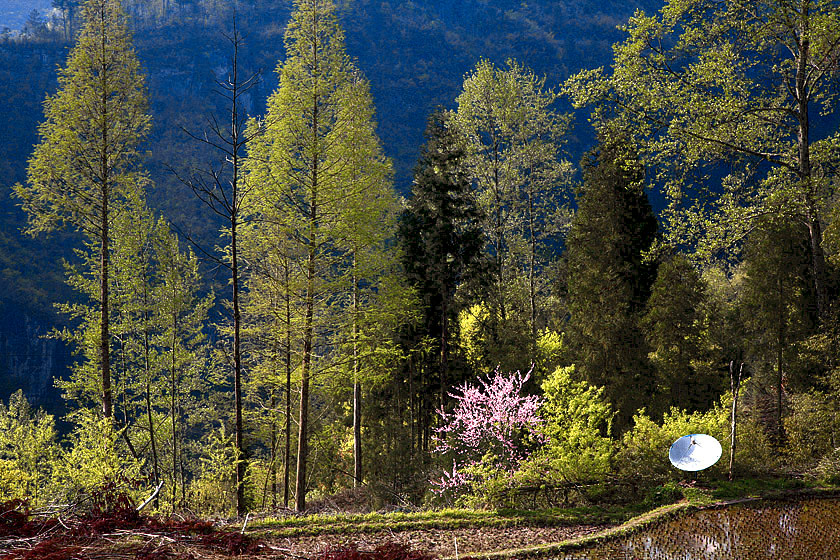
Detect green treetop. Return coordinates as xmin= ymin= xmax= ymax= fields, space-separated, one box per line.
xmin=15 ymin=0 xmax=151 ymax=420
xmin=567 ymin=0 xmax=840 ymax=321
xmin=245 ymin=0 xmax=397 ymax=511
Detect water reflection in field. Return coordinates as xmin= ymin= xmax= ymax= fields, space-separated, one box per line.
xmin=560 ymin=498 xmax=840 ymax=560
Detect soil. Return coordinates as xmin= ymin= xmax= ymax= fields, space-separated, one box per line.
xmin=265 ymin=524 xmax=609 ymax=559
xmin=0 ymin=523 xmax=612 ymax=559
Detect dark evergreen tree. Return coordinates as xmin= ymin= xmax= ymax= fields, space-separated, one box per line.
xmin=741 ymin=218 xmax=817 ymax=444
xmin=399 ymin=110 xmax=483 ymax=414
xmin=565 ymin=133 xmax=657 ymax=431
xmin=642 ymin=254 xmax=715 ymax=413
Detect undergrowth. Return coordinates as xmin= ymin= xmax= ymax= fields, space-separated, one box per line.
xmin=250 ymin=504 xmax=636 ymax=538
xmin=0 ymin=485 xmax=264 ymax=559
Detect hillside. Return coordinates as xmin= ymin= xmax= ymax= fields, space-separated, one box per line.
xmin=0 ymin=0 xmax=663 ymax=410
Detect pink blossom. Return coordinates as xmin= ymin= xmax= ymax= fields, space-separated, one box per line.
xmin=431 ymin=366 xmax=546 ymax=492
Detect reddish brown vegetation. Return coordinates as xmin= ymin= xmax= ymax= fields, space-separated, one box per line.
xmin=319 ymin=542 xmax=435 ymax=560
xmin=0 ymin=489 xmax=264 ymax=560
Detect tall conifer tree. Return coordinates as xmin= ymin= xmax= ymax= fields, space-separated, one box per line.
xmin=246 ymin=0 xmax=395 ymax=511
xmin=565 ymin=133 xmax=658 ymax=431
xmin=15 ymin=0 xmax=150 ymax=420
xmin=399 ymin=111 xmax=482 ymax=410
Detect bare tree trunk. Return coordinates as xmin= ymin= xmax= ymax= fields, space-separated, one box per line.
xmin=352 ymin=261 xmax=362 ymax=487
xmin=729 ymin=361 xmax=743 ymax=481
xmin=284 ymin=261 xmax=292 ymax=508
xmin=100 ymin=34 xmax=112 ymax=419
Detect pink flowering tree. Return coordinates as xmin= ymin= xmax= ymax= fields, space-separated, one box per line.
xmin=432 ymin=366 xmax=546 ymax=494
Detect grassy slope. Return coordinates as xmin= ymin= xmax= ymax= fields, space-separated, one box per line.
xmin=245 ymin=478 xmax=839 ymax=558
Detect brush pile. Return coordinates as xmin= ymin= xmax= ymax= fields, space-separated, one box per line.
xmin=0 ymin=485 xmax=264 ymax=560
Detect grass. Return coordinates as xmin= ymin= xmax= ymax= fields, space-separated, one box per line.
xmin=248 ymin=504 xmax=641 ymax=538
xmin=247 ymin=477 xmax=840 ymax=553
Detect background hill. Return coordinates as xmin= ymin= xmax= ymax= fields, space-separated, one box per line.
xmin=0 ymin=0 xmax=663 ymax=412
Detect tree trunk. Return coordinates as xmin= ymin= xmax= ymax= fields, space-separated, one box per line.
xmin=352 ymin=261 xmax=362 ymax=487
xmin=795 ymin=11 xmax=828 ymax=321
xmin=728 ymin=361 xmax=742 ymax=481
xmin=296 ymin=122 xmax=318 ymax=511
xmin=232 ymin=214 xmax=245 ymax=516
xmin=284 ymin=260 xmax=292 ymax=508
xmin=99 ymin=20 xmax=112 ymax=419
xmin=170 ymin=306 xmax=179 ymax=508
xmin=777 ymin=276 xmax=786 ymax=444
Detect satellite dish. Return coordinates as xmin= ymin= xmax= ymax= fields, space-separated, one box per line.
xmin=669 ymin=434 xmax=722 ymax=471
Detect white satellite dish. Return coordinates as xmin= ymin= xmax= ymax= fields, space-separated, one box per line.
xmin=669 ymin=434 xmax=722 ymax=471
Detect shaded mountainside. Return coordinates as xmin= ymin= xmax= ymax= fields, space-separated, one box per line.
xmin=0 ymin=0 xmax=663 ymax=408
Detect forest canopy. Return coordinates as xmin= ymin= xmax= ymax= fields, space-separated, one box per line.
xmin=2 ymin=0 xmax=840 ymax=516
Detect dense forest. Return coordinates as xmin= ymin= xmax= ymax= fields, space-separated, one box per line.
xmin=2 ymin=0 xmax=840 ymax=519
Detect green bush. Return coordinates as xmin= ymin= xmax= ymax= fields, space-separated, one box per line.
xmin=0 ymin=390 xmax=57 ymax=505
xmin=54 ymin=409 xmax=145 ymax=503
xmin=784 ymin=390 xmax=837 ymax=468
xmin=187 ymin=425 xmax=238 ymax=516
xmin=616 ymin=401 xmax=729 ymax=482
xmin=813 ymin=449 xmax=840 ymax=485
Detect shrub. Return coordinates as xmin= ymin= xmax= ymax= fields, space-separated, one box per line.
xmin=431 ymin=367 xmax=545 ymax=498
xmin=53 ymin=409 xmax=144 ymax=503
xmin=0 ymin=391 xmax=58 ymax=505
xmin=187 ymin=425 xmax=238 ymax=516
xmin=784 ymin=390 xmax=837 ymax=468
xmin=529 ymin=365 xmax=614 ymax=482
xmin=616 ymin=401 xmax=729 ymax=483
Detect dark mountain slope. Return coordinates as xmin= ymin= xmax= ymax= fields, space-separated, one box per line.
xmin=0 ymin=0 xmax=663 ymax=408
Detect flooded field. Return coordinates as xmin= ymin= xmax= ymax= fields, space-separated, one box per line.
xmin=560 ymin=497 xmax=840 ymax=559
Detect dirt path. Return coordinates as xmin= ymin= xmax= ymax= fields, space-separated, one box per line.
xmin=265 ymin=524 xmax=610 ymax=559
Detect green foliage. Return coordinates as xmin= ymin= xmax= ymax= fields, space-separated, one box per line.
xmin=14 ymin=0 xmax=153 ymax=420
xmin=525 ymin=365 xmax=614 ymax=482
xmin=14 ymin=0 xmax=150 ymax=237
xmin=642 ymin=254 xmax=716 ymax=414
xmin=564 ymin=132 xmax=658 ymax=431
xmin=399 ymin=109 xmax=483 ymax=404
xmin=567 ymin=0 xmax=840 ymax=319
xmin=741 ymin=219 xmax=817 ymax=441
xmin=454 ymin=58 xmax=573 ymax=368
xmin=55 ymin=409 xmax=144 ymax=501
xmin=244 ymin=0 xmax=400 ymax=509
xmin=785 ymin=390 xmax=838 ymax=468
xmin=0 ymin=391 xmax=58 ymax=505
xmin=616 ymin=403 xmax=729 ymax=482
xmin=188 ymin=425 xmax=239 ymax=516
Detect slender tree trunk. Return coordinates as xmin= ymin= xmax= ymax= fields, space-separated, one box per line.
xmin=232 ymin=215 xmax=245 ymax=516
xmin=777 ymin=276 xmax=786 ymax=444
xmin=729 ymin=361 xmax=742 ymax=481
xmin=527 ymin=185 xmax=537 ymax=339
xmin=439 ymin=293 xmax=448 ymax=401
xmin=145 ymin=380 xmax=160 ymax=494
xmin=142 ymin=282 xmax=160 ymax=504
xmin=352 ymin=261 xmax=362 ymax=487
xmin=170 ymin=307 xmax=179 ymax=508
xmin=296 ymin=255 xmax=314 ymax=511
xmin=284 ymin=261 xmax=292 ymax=508
xmin=408 ymin=354 xmax=415 ymax=459
xmin=270 ymin=393 xmax=277 ymax=508
xmin=795 ymin=10 xmax=828 ymax=321
xmin=296 ymin=111 xmax=318 ymax=510
xmin=99 ymin=16 xmax=112 ymax=419
xmin=229 ymin=24 xmax=247 ymax=516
